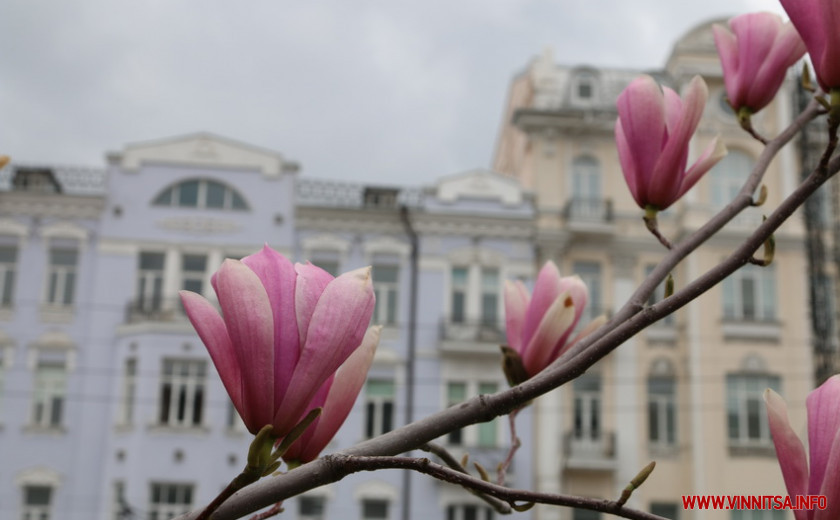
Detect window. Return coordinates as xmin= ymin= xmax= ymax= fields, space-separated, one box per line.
xmin=573 ymin=261 xmax=602 ymax=326
xmin=711 ymin=151 xmax=754 ymax=207
xmin=113 ymin=481 xmax=134 ymax=520
xmin=648 ymin=377 xmax=676 ymax=447
xmin=298 ymin=496 xmax=326 ymax=520
xmin=153 ymin=179 xmax=248 ymax=210
xmin=45 ymin=248 xmax=77 ymax=306
xmin=446 ymin=382 xmax=467 ymax=444
xmin=365 ymin=379 xmax=394 ymax=438
xmin=148 ymin=483 xmax=193 ymax=520
xmin=570 ymin=156 xmax=603 ymax=220
xmin=226 ymin=400 xmax=246 ymax=433
xmin=727 ymin=374 xmax=780 ymax=446
xmin=361 ymin=499 xmax=390 ymax=520
xmin=645 ymin=264 xmax=674 ymax=326
xmin=21 ymin=485 xmax=53 ymax=520
xmin=447 ymin=504 xmax=495 ymax=520
xmin=158 ymin=360 xmax=206 ymax=427
xmin=480 ymin=268 xmax=499 ymax=327
xmin=572 ymin=509 xmax=601 ymax=520
xmin=372 ymin=265 xmax=399 ymax=326
xmin=119 ymin=358 xmax=137 ymax=426
xmin=731 ymin=510 xmax=786 ymax=520
xmin=137 ymin=252 xmax=164 ymax=312
xmin=451 ymin=267 xmax=468 ymax=323
xmin=573 ymin=374 xmax=601 ymax=440
xmin=477 ymin=382 xmax=499 ymax=447
xmin=651 ymin=503 xmax=679 ymax=519
xmin=31 ymin=357 xmax=67 ymax=428
xmin=0 ymin=245 xmax=17 ymax=306
xmin=181 ymin=254 xmax=207 ymax=295
xmin=722 ymin=265 xmax=776 ymax=322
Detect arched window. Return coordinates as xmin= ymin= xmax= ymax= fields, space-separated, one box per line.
xmin=569 ymin=156 xmax=603 ymax=219
xmin=152 ymin=179 xmax=249 ymax=210
xmin=711 ymin=151 xmax=754 ymax=207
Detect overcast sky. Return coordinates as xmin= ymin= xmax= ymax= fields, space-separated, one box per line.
xmin=2 ymin=0 xmax=786 ymax=186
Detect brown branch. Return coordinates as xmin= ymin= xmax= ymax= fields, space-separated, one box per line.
xmin=497 ymin=408 xmax=521 ymax=486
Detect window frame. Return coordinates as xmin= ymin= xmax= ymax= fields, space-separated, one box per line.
xmin=148 ymin=482 xmax=194 ymax=519
xmin=21 ymin=484 xmax=53 ymax=520
xmin=365 ymin=379 xmax=395 ymax=439
xmin=157 ymin=359 xmax=207 ymax=428
xmin=0 ymin=244 xmax=18 ymax=307
xmin=722 ymin=264 xmax=776 ymax=323
xmin=152 ymin=179 xmax=249 ymax=211
xmin=726 ymin=373 xmax=780 ymax=448
xmin=44 ymin=248 xmax=78 ymax=307
xmin=30 ymin=357 xmax=68 ymax=429
xmin=372 ymin=264 xmax=399 ymax=326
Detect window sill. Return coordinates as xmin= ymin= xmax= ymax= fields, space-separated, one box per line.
xmin=147 ymin=424 xmax=211 ymax=435
xmin=40 ymin=305 xmax=75 ymax=323
xmin=23 ymin=425 xmax=67 ymax=435
xmin=722 ymin=320 xmax=781 ymax=341
xmin=728 ymin=443 xmax=776 ymax=457
xmin=648 ymin=443 xmax=679 ymax=458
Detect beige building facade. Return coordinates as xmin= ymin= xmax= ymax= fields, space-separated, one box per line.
xmin=494 ymin=20 xmax=815 ymax=520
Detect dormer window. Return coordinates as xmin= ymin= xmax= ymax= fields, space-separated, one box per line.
xmin=12 ymin=167 xmax=62 ymax=193
xmin=577 ymin=80 xmax=593 ymax=99
xmin=363 ymin=187 xmax=399 ymax=209
xmin=152 ymin=179 xmax=248 ymax=210
xmin=572 ymin=72 xmax=598 ymax=104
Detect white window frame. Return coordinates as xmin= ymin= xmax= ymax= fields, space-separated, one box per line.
xmin=0 ymin=244 xmax=17 ymax=307
xmin=21 ymin=484 xmax=53 ymax=520
xmin=570 ymin=156 xmax=603 ymax=219
xmin=153 ymin=179 xmax=248 ymax=211
xmin=118 ymin=358 xmax=137 ymax=427
xmin=365 ymin=379 xmax=395 ymax=439
xmin=573 ymin=373 xmax=601 ymax=441
xmin=446 ymin=503 xmax=495 ymax=520
xmin=148 ymin=482 xmax=194 ymax=519
xmin=44 ymin=248 xmax=78 ymax=307
xmin=180 ymin=254 xmax=207 ymax=296
xmin=573 ymin=261 xmax=603 ymax=327
xmin=30 ymin=358 xmax=67 ymax=429
xmin=480 ymin=268 xmax=500 ymax=329
xmin=450 ymin=267 xmax=468 ymax=324
xmin=647 ymin=376 xmax=676 ymax=448
xmin=722 ymin=265 xmax=776 ymax=322
xmin=726 ymin=374 xmax=780 ymax=447
xmin=136 ymin=252 xmax=165 ymax=313
xmin=158 ymin=359 xmax=206 ymax=428
xmin=372 ymin=264 xmax=399 ymax=326
xmin=444 ymin=380 xmax=501 ymax=448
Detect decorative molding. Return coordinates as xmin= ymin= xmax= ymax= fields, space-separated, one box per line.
xmin=0 ymin=218 xmax=27 ymax=237
xmin=156 ymin=217 xmax=241 ymax=234
xmin=42 ymin=221 xmax=89 ymax=243
xmin=15 ymin=467 xmax=62 ymax=487
xmin=353 ymin=479 xmax=399 ymax=501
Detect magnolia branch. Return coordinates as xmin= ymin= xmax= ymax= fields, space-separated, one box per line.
xmin=420 ymin=443 xmax=511 ymax=514
xmin=175 ymin=98 xmax=830 ymax=520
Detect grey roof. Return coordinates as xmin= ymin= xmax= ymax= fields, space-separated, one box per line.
xmin=0 ymin=163 xmax=107 ymax=196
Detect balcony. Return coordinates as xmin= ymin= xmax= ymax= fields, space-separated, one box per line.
xmin=562 ymin=198 xmax=614 ymax=234
xmin=563 ymin=431 xmax=617 ymax=471
xmin=124 ymin=297 xmax=188 ymax=324
xmin=439 ymin=318 xmax=505 ymax=354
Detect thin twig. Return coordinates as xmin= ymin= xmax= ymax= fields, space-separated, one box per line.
xmin=497 ymin=409 xmax=521 ymax=486
xmin=248 ymin=502 xmax=284 ymax=520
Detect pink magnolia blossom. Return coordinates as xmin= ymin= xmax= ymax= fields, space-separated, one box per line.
xmin=713 ymin=13 xmax=806 ymax=113
xmin=504 ymin=261 xmax=599 ymax=378
xmin=615 ymin=75 xmax=727 ymax=211
xmin=283 ymin=326 xmax=380 ymax=463
xmin=765 ymin=375 xmax=840 ymax=520
xmin=179 ymin=245 xmax=375 ymax=436
xmin=780 ymin=0 xmax=840 ymax=91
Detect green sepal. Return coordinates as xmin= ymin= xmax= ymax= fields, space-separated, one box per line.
xmin=274 ymin=407 xmax=322 ymax=460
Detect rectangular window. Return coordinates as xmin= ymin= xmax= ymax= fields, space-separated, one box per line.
xmin=447 ymin=504 xmax=495 ymax=520
xmin=372 ymin=265 xmax=399 ymax=326
xmin=31 ymin=357 xmax=67 ymax=428
xmin=21 ymin=485 xmax=52 ymax=520
xmin=477 ymin=382 xmax=499 ymax=447
xmin=362 ymin=499 xmax=389 ymax=520
xmin=119 ymin=358 xmax=137 ymax=425
xmin=181 ymin=254 xmax=207 ymax=295
xmin=113 ymin=481 xmax=129 ymax=520
xmin=299 ymin=496 xmax=326 ymax=520
xmin=0 ymin=245 xmax=17 ymax=307
xmin=573 ymin=261 xmax=602 ymax=326
xmin=647 ymin=378 xmax=676 ymax=447
xmin=158 ymin=360 xmax=206 ymax=427
xmin=446 ymin=382 xmax=467 ymax=445
xmin=480 ymin=268 xmax=499 ymax=327
xmin=651 ymin=503 xmax=679 ymax=520
xmin=137 ymin=252 xmax=165 ymax=312
xmin=46 ymin=248 xmax=78 ymax=306
xmin=365 ymin=379 xmax=395 ymax=438
xmin=148 ymin=483 xmax=193 ymax=520
xmin=573 ymin=374 xmax=601 ymax=440
xmin=727 ymin=374 xmax=780 ymax=446
xmin=722 ymin=265 xmax=775 ymax=322
xmin=451 ymin=267 xmax=468 ymax=324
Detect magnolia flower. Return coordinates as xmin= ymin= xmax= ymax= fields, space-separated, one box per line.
xmin=503 ymin=261 xmax=602 ymax=381
xmin=780 ymin=0 xmax=840 ymax=91
xmin=615 ymin=75 xmax=727 ymax=211
xmin=180 ymin=245 xmax=375 ymax=436
xmin=283 ymin=327 xmax=380 ymax=463
xmin=713 ymin=12 xmax=806 ymax=114
xmin=765 ymin=375 xmax=840 ymax=520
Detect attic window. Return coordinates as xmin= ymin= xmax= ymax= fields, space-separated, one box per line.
xmin=12 ymin=168 xmax=62 ymax=194
xmin=578 ymin=81 xmax=592 ymax=99
xmin=363 ymin=187 xmax=399 ymax=209
xmin=153 ymin=179 xmax=249 ymax=210
xmin=573 ymin=74 xmax=597 ymax=103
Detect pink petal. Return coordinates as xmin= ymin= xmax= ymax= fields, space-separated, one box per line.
xmin=814 ymin=427 xmax=840 ymax=520
xmin=780 ymin=0 xmax=836 ymax=89
xmin=548 ymin=276 xmax=589 ymax=359
xmin=281 ymin=374 xmax=335 ymax=463
xmin=241 ymin=245 xmax=300 ymax=410
xmin=297 ymin=326 xmax=381 ymax=462
xmin=713 ymin=23 xmax=742 ymax=107
xmin=179 ymin=290 xmax=244 ymax=423
xmin=732 ymin=13 xmax=780 ymax=99
xmin=765 ymin=388 xmax=809 ymax=516
xmin=615 ymin=120 xmax=643 ymax=207
xmin=521 ymin=291 xmax=576 ymax=377
xmin=504 ymin=280 xmax=530 ymax=353
xmin=213 ymin=259 xmax=276 ymax=432
xmin=522 ymin=261 xmax=562 ymax=352
xmin=676 ymin=137 xmax=728 ymax=200
xmin=294 ymin=262 xmax=334 ymax=346
xmin=275 ymin=266 xmax=375 ymax=434
xmin=750 ymin=20 xmax=805 ymax=110
xmin=807 ymin=375 xmax=840 ymax=496
xmin=616 ymin=75 xmax=667 ymax=195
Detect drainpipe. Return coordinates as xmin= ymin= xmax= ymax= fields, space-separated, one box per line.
xmin=399 ymin=205 xmax=419 ymax=520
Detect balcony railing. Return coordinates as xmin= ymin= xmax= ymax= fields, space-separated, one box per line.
xmin=439 ymin=317 xmax=505 ymax=345
xmin=124 ymin=297 xmax=188 ymax=323
xmin=562 ymin=431 xmax=617 ymax=470
xmin=563 ymin=198 xmax=613 ymax=224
